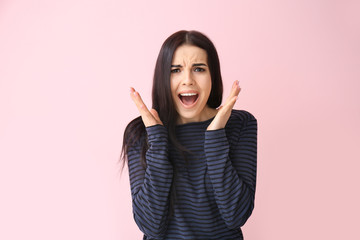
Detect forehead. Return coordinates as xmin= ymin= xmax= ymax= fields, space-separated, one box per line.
xmin=172 ymin=44 xmax=208 ymax=64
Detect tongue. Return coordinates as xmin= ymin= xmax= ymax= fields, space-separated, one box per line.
xmin=181 ymin=95 xmax=197 ymax=105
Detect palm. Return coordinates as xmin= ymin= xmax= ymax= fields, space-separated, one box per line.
xmin=207 ymin=80 xmax=241 ymax=131
xmin=130 ymin=87 xmax=163 ymax=127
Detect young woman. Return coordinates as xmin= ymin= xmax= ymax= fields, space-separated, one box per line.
xmin=122 ymin=30 xmax=257 ymax=239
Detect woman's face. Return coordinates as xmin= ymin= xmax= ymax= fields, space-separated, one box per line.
xmin=170 ymin=44 xmax=216 ymax=124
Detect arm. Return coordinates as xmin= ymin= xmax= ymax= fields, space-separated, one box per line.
xmin=204 ymin=112 xmax=257 ymax=229
xmin=127 ymin=88 xmax=172 ymax=237
xmin=127 ymin=124 xmax=173 ymax=237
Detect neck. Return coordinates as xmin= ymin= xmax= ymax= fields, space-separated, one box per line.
xmin=176 ymin=107 xmax=218 ymax=125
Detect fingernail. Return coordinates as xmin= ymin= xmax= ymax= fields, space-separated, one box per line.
xmin=233 ymin=80 xmax=239 ymax=89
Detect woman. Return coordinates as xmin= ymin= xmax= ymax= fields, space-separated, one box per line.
xmin=122 ymin=30 xmax=257 ymax=239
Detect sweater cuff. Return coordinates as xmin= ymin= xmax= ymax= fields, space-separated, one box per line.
xmin=205 ymin=128 xmax=227 ymax=142
xmin=146 ymin=124 xmax=168 ymax=142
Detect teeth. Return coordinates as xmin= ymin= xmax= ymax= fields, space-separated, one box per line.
xmin=180 ymin=93 xmax=197 ymax=96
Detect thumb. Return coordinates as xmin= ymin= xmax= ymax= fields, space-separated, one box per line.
xmin=150 ymin=109 xmax=161 ymax=122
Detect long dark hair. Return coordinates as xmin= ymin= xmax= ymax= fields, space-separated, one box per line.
xmin=121 ymin=30 xmax=223 ymax=167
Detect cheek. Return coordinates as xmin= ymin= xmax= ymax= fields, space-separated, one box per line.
xmin=204 ymin=77 xmax=212 ymax=95
xmin=170 ymin=78 xmax=175 ymax=93
xmin=170 ymin=80 xmax=178 ymax=99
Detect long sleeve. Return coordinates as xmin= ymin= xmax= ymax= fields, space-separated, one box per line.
xmin=127 ymin=124 xmax=173 ymax=238
xmin=204 ymin=111 xmax=257 ymax=229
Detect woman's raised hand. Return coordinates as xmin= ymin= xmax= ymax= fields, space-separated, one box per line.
xmin=207 ymin=80 xmax=241 ymax=131
xmin=130 ymin=87 xmax=163 ymax=127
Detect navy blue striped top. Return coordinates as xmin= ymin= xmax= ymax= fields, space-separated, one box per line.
xmin=127 ymin=109 xmax=257 ymax=239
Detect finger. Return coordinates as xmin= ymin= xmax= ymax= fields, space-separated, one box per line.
xmin=231 ymin=80 xmax=241 ymax=98
xmin=130 ymin=88 xmax=150 ymax=113
xmin=225 ymin=80 xmax=241 ymax=104
xmin=130 ymin=88 xmax=156 ymax=124
xmin=207 ymin=96 xmax=237 ymax=131
xmin=219 ymin=96 xmax=238 ymax=115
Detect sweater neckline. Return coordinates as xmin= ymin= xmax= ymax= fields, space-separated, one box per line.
xmin=175 ymin=116 xmax=215 ymax=129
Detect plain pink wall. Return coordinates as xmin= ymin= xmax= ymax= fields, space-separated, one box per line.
xmin=1 ymin=0 xmax=359 ymax=239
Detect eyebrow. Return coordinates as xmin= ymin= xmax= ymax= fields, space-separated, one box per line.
xmin=171 ymin=63 xmax=207 ymax=68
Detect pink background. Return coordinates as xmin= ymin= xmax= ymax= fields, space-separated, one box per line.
xmin=1 ymin=0 xmax=359 ymax=239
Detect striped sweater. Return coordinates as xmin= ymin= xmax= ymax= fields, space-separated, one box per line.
xmin=127 ymin=109 xmax=257 ymax=239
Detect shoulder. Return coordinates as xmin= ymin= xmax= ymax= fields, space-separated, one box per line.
xmin=225 ymin=109 xmax=257 ymax=139
xmin=228 ymin=109 xmax=257 ymax=126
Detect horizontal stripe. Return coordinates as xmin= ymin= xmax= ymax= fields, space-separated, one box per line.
xmin=127 ymin=109 xmax=257 ymax=239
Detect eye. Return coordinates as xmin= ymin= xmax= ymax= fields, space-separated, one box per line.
xmin=194 ymin=67 xmax=205 ymax=72
xmin=171 ymin=68 xmax=180 ymax=73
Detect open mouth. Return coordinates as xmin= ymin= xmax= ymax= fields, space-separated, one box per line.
xmin=178 ymin=92 xmax=199 ymax=107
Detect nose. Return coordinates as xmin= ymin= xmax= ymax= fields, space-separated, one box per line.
xmin=182 ymin=70 xmax=194 ymax=85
